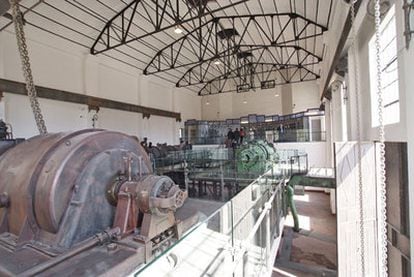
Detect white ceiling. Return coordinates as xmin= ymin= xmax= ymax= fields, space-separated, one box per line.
xmin=0 ymin=0 xmax=344 ymax=94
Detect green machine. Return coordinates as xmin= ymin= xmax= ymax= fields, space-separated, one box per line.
xmin=236 ymin=140 xmax=277 ymax=175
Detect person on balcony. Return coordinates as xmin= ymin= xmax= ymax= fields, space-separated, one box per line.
xmin=226 ymin=128 xmax=234 ymax=148
xmin=234 ymin=128 xmax=240 ymax=145
xmin=239 ymin=128 xmax=245 ymax=144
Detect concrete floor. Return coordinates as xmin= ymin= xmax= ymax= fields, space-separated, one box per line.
xmin=273 ymin=191 xmax=337 ymax=277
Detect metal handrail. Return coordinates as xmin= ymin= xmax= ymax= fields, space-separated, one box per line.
xmin=230 ymin=178 xmax=284 ymax=275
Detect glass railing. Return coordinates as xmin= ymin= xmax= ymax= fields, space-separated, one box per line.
xmin=131 ymin=150 xmax=307 ymax=276
xmin=152 ymin=148 xmax=308 ymax=179
xmin=274 ymin=130 xmax=326 ymax=142
xmin=133 ymin=167 xmax=287 ymax=276
xmin=185 ymin=131 xmax=326 ymax=145
xmin=188 ymin=136 xmax=227 ymax=145
xmin=151 ymin=148 xmax=307 ymax=200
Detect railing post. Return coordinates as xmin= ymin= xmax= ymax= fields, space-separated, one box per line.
xmin=220 ymin=164 xmax=225 ymax=202
xmin=242 ymin=250 xmax=249 ymax=277
xmin=306 ymin=154 xmax=309 ymax=173
xmin=265 ymin=209 xmax=271 ymax=268
xmin=184 ymin=159 xmax=189 ymax=192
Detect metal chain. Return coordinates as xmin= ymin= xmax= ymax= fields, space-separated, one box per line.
xmin=349 ymin=1 xmax=366 ymax=275
xmin=373 ymin=0 xmax=388 ymax=275
xmin=10 ymin=0 xmax=47 ymax=134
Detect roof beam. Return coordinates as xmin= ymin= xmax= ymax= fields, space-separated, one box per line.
xmin=143 ymin=13 xmax=328 ymax=75
xmin=90 ymin=0 xmax=248 ymax=55
xmin=198 ymin=64 xmax=320 ymax=95
xmin=176 ymin=44 xmax=323 ymax=87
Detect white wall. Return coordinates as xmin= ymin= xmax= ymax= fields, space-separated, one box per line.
xmin=3 ymin=94 xmax=88 ymax=138
xmin=201 ymin=80 xmax=320 ymax=120
xmin=0 ymin=27 xmax=201 ymax=144
xmin=325 ymin=0 xmax=414 ymax=273
xmin=335 ymin=142 xmax=381 ymax=276
xmin=291 ymin=81 xmax=321 ymax=113
xmin=274 ymin=141 xmax=328 ymax=168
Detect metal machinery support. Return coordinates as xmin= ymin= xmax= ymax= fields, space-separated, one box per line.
xmin=0 ymin=129 xmax=190 ymax=276
xmin=0 ymin=120 xmax=24 ymax=156
xmin=0 ymin=119 xmax=9 ymax=140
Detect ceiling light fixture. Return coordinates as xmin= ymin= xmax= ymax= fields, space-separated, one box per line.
xmin=206 ymin=101 xmax=210 ymax=105
xmin=243 ymin=100 xmax=247 ymax=104
xmin=274 ymin=93 xmax=280 ymax=97
xmin=214 ymin=60 xmax=221 ymax=65
xmin=174 ymin=27 xmax=183 ymax=34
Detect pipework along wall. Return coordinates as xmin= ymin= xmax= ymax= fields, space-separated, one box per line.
xmin=0 ymin=27 xmax=201 ymax=144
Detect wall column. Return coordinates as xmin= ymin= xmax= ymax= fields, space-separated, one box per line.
xmin=281 ymin=84 xmax=293 ymax=115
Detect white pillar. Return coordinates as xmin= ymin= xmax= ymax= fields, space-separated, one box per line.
xmin=346 ymin=48 xmax=363 ymax=141
xmin=324 ymin=99 xmax=333 ymax=167
xmin=0 ymin=32 xmax=5 ymax=79
xmin=0 ymin=98 xmax=5 ymax=120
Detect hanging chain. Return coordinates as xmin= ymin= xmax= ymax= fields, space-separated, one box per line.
xmin=92 ymin=110 xmax=99 ymax=128
xmin=373 ymin=0 xmax=388 ymax=275
xmin=10 ymin=0 xmax=47 ymax=134
xmin=349 ymin=1 xmax=366 ymax=275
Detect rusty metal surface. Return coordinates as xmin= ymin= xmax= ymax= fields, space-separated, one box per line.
xmin=0 ymin=129 xmax=151 ymax=240
xmin=0 ymin=130 xmax=194 ymax=276
xmin=0 ymin=132 xmax=69 ymax=236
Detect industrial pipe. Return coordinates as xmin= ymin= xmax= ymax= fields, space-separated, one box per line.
xmin=19 ymin=227 xmax=121 ymax=277
xmin=286 ymin=184 xmax=299 ymax=232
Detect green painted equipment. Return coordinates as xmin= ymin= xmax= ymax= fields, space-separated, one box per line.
xmin=286 ymin=183 xmax=300 ymax=232
xmin=236 ymin=140 xmax=277 ymax=174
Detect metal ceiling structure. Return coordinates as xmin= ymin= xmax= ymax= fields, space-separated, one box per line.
xmin=198 ymin=63 xmax=320 ymax=95
xmin=0 ymin=0 xmax=335 ymax=95
xmin=176 ymin=45 xmax=323 ymax=88
xmin=90 ymin=0 xmax=249 ymax=55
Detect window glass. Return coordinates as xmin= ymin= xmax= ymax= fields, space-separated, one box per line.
xmin=369 ymin=5 xmax=399 ymax=126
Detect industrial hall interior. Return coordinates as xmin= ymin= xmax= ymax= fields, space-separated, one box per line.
xmin=0 ymin=0 xmax=413 ymax=276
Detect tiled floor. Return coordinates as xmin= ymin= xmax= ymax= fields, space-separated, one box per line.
xmin=273 ymin=191 xmax=337 ymax=277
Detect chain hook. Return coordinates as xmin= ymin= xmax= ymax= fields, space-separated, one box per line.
xmin=9 ymin=0 xmax=47 ymax=134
